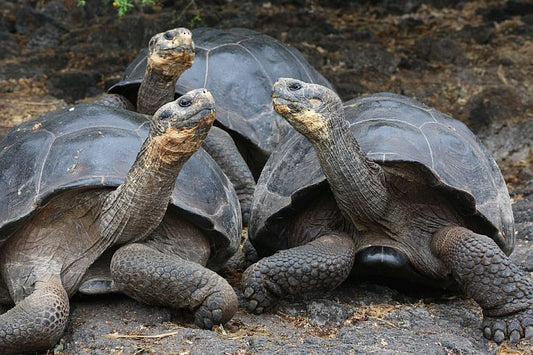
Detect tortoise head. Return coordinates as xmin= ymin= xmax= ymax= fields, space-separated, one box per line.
xmin=272 ymin=78 xmax=342 ymax=143
xmin=150 ymin=88 xmax=215 ymax=163
xmin=147 ymin=27 xmax=195 ymax=77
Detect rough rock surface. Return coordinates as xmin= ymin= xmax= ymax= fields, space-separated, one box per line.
xmin=0 ymin=0 xmax=532 ymax=354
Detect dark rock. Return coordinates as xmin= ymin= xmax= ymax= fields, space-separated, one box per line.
xmin=457 ymin=24 xmax=494 ymax=44
xmin=344 ymin=42 xmax=400 ymax=74
xmin=398 ymin=56 xmax=430 ymax=71
xmin=27 ymin=22 xmax=68 ymax=53
xmin=348 ymin=30 xmax=378 ymax=43
xmin=512 ymin=194 xmax=533 ymax=227
xmin=468 ymin=86 xmax=532 ymax=162
xmin=415 ymin=36 xmax=470 ymax=65
xmin=0 ymin=1 xmax=17 ymax=32
xmin=39 ymin=0 xmax=70 ymax=25
xmin=328 ymin=72 xmax=368 ymax=101
xmin=284 ymin=25 xmax=336 ymax=48
xmin=0 ymin=31 xmax=19 ymax=60
xmin=511 ymin=235 xmax=533 ymax=271
xmin=306 ymin=299 xmax=353 ymax=327
xmin=509 ymin=13 xmax=533 ymax=37
xmin=247 ymin=334 xmax=271 ymax=351
xmin=398 ymin=16 xmax=425 ymax=29
xmin=466 ymin=87 xmax=524 ymax=134
xmin=373 ymin=0 xmax=424 ymax=16
xmin=47 ymin=71 xmax=101 ymax=103
xmin=116 ymin=15 xmax=160 ymax=49
xmin=511 ymin=195 xmax=533 ymax=270
xmin=481 ymin=0 xmax=533 ymax=23
xmin=15 ymin=5 xmax=65 ymax=36
xmin=15 ymin=6 xmax=44 ymax=35
xmin=0 ymin=52 xmax=69 ymax=80
xmin=481 ymin=119 xmax=532 ymax=163
xmin=14 ymin=4 xmax=69 ymax=54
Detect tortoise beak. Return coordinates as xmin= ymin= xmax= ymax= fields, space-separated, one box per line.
xmin=272 ymin=80 xmax=295 ymax=114
xmin=170 ymin=40 xmax=195 ymax=55
xmin=194 ymin=89 xmax=216 ymax=123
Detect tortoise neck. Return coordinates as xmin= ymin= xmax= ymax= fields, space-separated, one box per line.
xmin=312 ymin=113 xmax=389 ymax=226
xmin=137 ymin=66 xmax=178 ymax=115
xmin=100 ymin=134 xmax=189 ymax=245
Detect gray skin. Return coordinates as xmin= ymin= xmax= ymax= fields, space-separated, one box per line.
xmin=0 ymin=90 xmax=238 ymax=354
xmin=241 ymin=78 xmax=533 ymax=344
xmin=98 ymin=27 xmax=255 ymax=224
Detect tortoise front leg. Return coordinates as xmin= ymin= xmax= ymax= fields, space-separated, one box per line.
xmin=110 ymin=243 xmax=238 ymax=329
xmin=432 ymin=226 xmax=533 ymax=343
xmin=0 ymin=274 xmax=69 ymax=354
xmin=241 ymin=232 xmax=355 ymax=314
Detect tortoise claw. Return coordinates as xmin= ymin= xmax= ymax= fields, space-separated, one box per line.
xmin=481 ymin=307 xmax=533 ymax=343
xmin=525 ymin=325 xmax=533 ymax=339
xmin=194 ymin=290 xmax=236 ymax=329
xmin=509 ymin=329 xmax=521 ymax=343
xmin=241 ymin=271 xmax=281 ymax=314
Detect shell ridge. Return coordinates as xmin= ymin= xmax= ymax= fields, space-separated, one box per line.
xmin=237 ymin=43 xmax=274 ymax=88
xmin=352 ymin=117 xmax=421 ymax=130
xmin=35 ymin=130 xmax=57 ymax=199
xmin=421 ymin=130 xmax=435 ymax=170
xmin=203 ymin=50 xmax=210 ymax=88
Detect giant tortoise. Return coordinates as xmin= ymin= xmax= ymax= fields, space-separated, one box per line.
xmin=241 ymin=78 xmax=533 ymax=343
xmin=108 ymin=27 xmax=334 ymax=175
xmin=0 ymin=90 xmax=241 ymax=354
xmin=100 ymin=26 xmax=255 ymax=224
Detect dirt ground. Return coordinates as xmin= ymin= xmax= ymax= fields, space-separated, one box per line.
xmin=0 ymin=0 xmax=532 ymax=354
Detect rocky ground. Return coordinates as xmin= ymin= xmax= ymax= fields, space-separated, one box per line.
xmin=0 ymin=0 xmax=532 ymax=354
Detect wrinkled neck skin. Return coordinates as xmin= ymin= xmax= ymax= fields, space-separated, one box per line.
xmin=137 ymin=65 xmax=178 ymax=115
xmin=310 ymin=112 xmax=389 ymax=229
xmin=99 ymin=133 xmax=192 ymax=245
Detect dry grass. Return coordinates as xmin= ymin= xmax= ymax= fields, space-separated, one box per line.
xmin=0 ymin=78 xmax=66 ymax=129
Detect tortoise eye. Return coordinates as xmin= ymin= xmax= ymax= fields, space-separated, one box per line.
xmin=179 ymin=98 xmax=192 ymax=107
xmin=163 ymin=32 xmax=173 ymax=40
xmin=288 ymin=82 xmax=302 ymax=91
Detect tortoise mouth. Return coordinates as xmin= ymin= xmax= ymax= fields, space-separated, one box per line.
xmin=159 ymin=45 xmax=195 ymax=58
xmin=199 ymin=107 xmax=215 ymax=118
xmin=272 ymin=95 xmax=294 ymax=107
xmin=272 ymin=96 xmax=299 ymax=115
xmin=192 ymin=107 xmax=216 ymax=128
xmin=150 ymin=45 xmax=195 ymax=73
xmin=166 ymin=44 xmax=194 ymax=54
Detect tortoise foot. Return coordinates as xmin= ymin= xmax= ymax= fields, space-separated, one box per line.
xmin=241 ymin=234 xmax=355 ymax=314
xmin=482 ymin=308 xmax=533 ymax=343
xmin=433 ymin=226 xmax=533 ymax=343
xmin=0 ymin=275 xmax=69 ymax=354
xmin=242 ymin=264 xmax=282 ymax=314
xmin=111 ymin=243 xmax=238 ymax=328
xmin=194 ymin=282 xmax=238 ymax=329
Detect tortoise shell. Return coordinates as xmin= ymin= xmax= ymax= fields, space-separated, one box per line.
xmin=0 ymin=103 xmax=241 ymax=268
xmin=250 ymin=92 xmax=514 ymax=256
xmin=108 ymin=27 xmax=334 ymax=160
